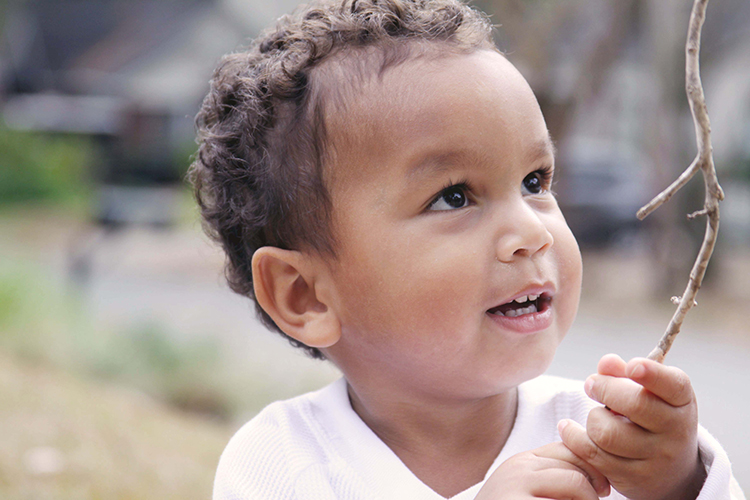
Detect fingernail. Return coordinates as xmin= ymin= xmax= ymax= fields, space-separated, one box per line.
xmin=584 ymin=376 xmax=594 ymax=397
xmin=557 ymin=419 xmax=569 ymax=434
xmin=630 ymin=363 xmax=646 ymax=379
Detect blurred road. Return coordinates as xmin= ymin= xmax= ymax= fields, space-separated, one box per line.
xmin=2 ymin=209 xmax=748 ymax=491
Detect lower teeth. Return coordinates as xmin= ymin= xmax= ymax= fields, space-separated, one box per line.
xmin=496 ymin=303 xmax=538 ymax=317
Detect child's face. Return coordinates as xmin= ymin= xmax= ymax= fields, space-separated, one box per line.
xmin=321 ymin=50 xmax=582 ymax=400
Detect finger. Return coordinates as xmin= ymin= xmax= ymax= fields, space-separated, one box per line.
xmin=559 ymin=418 xmax=638 ymax=475
xmin=584 ymin=374 xmax=672 ymax=432
xmin=597 ymin=353 xmax=627 ymax=377
xmin=592 ymin=354 xmax=629 ymax=416
xmin=533 ymin=442 xmax=611 ymax=497
xmin=586 ymin=406 xmax=658 ymax=459
xmin=530 ymin=468 xmax=601 ymax=500
xmin=626 ymin=358 xmax=695 ymax=407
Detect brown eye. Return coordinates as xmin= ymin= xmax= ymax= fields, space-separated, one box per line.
xmin=428 ymin=184 xmax=470 ymax=211
xmin=522 ymin=173 xmax=542 ymax=194
xmin=442 ymin=186 xmax=467 ymax=208
xmin=522 ymin=166 xmax=553 ymax=195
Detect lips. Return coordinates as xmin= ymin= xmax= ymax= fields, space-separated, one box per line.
xmin=485 ymin=284 xmax=556 ymax=334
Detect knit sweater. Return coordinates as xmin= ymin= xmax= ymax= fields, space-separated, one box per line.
xmin=213 ymin=375 xmax=745 ymax=500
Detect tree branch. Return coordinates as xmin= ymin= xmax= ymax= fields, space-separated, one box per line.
xmin=637 ymin=0 xmax=724 ymax=363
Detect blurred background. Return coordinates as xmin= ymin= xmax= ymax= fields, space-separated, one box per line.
xmin=0 ymin=0 xmax=748 ymax=497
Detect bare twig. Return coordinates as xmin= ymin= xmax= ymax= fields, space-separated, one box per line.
xmin=637 ymin=0 xmax=724 ymax=363
xmin=636 ymin=157 xmax=701 ymax=220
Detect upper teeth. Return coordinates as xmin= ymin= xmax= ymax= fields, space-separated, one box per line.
xmin=514 ymin=294 xmax=538 ymax=304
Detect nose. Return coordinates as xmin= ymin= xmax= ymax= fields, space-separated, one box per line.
xmin=495 ymin=202 xmax=554 ymax=263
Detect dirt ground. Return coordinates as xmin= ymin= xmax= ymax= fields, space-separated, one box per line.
xmin=0 ymin=351 xmax=232 ymax=500
xmin=1 ymin=206 xmax=748 ymax=494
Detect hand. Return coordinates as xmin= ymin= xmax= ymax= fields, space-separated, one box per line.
xmin=474 ymin=441 xmax=610 ymax=500
xmin=559 ymin=354 xmax=707 ymax=500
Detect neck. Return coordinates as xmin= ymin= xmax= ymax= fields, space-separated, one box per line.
xmin=346 ymin=381 xmax=518 ymax=498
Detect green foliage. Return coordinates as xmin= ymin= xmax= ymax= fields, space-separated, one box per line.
xmin=173 ymin=139 xmax=200 ymax=180
xmin=0 ymin=269 xmax=23 ymax=326
xmin=0 ymin=258 xmax=232 ymax=420
xmin=0 ymin=127 xmax=96 ymax=205
xmin=88 ymin=322 xmax=232 ymax=420
xmin=0 ymin=261 xmax=73 ymax=364
xmin=731 ymin=155 xmax=750 ymax=183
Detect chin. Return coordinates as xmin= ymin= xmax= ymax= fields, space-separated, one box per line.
xmin=471 ymin=361 xmax=551 ymax=399
xmin=506 ymin=344 xmax=558 ymax=388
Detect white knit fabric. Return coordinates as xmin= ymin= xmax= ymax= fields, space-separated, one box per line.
xmin=213 ymin=375 xmax=745 ymax=500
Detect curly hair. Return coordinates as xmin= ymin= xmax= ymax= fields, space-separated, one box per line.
xmin=189 ymin=0 xmax=495 ymax=359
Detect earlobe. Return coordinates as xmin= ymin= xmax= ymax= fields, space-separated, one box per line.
xmin=252 ymin=247 xmax=341 ymax=349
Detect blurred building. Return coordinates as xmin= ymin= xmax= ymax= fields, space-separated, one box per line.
xmin=0 ymin=0 xmax=299 ymax=224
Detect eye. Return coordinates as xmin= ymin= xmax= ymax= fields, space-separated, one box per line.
xmin=427 ymin=183 xmax=471 ymax=211
xmin=522 ymin=167 xmax=553 ymax=195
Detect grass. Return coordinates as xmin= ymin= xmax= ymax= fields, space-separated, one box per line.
xmin=0 ymin=254 xmax=237 ymax=498
xmin=0 ymin=351 xmax=232 ymax=500
xmin=0 ymin=256 xmax=238 ymax=420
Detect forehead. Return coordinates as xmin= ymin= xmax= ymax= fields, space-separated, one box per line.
xmin=322 ymin=49 xmax=551 ymax=186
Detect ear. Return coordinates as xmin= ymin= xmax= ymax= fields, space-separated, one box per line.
xmin=251 ymin=247 xmax=341 ymax=349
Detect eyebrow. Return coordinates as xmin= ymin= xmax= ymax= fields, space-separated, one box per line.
xmin=407 ymin=133 xmax=557 ymax=182
xmin=527 ymin=133 xmax=557 ymax=164
xmin=406 ymin=150 xmax=481 ymax=183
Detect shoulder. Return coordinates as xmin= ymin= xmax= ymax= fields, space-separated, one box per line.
xmin=518 ymin=374 xmax=597 ymax=427
xmin=213 ymin=380 xmax=348 ymax=500
xmin=695 ymin=426 xmax=747 ymax=500
xmin=520 ymin=373 xmax=585 ymax=399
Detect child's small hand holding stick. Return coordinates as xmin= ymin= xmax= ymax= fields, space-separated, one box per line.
xmin=559 ymin=354 xmax=706 ymax=500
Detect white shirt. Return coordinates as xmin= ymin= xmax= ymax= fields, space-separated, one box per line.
xmin=213 ymin=375 xmax=745 ymax=499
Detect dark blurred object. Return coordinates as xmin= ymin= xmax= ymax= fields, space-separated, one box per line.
xmin=556 ymin=139 xmax=651 ymax=248
xmin=0 ymin=0 xmax=220 ymax=283
xmin=0 ymin=0 xmax=213 ymax=223
xmin=0 ymin=0 xmax=265 ymax=197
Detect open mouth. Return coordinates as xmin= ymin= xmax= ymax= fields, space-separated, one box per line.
xmin=487 ymin=293 xmax=552 ymax=318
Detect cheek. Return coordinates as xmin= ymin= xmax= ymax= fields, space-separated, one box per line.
xmin=552 ymin=219 xmax=583 ymax=327
xmin=561 ymin=225 xmax=582 ymax=288
xmin=334 ymin=232 xmax=482 ymax=337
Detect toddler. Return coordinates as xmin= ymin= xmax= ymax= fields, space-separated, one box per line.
xmin=189 ymin=0 xmax=744 ymax=498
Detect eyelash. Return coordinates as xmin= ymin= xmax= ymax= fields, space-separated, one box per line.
xmin=538 ymin=165 xmax=554 ymax=183
xmin=426 ymin=179 xmax=473 ymax=211
xmin=529 ymin=165 xmax=554 ymax=192
xmin=443 ymin=178 xmax=472 ymax=194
